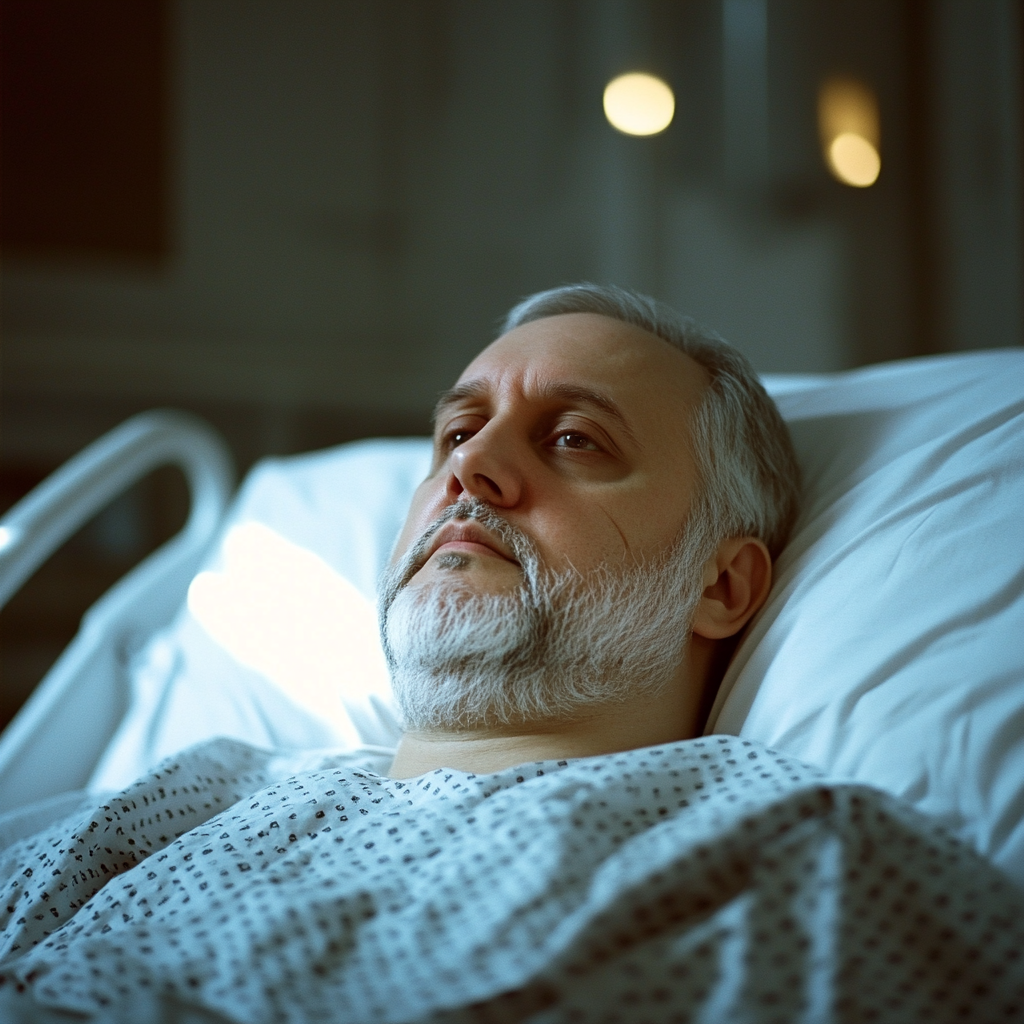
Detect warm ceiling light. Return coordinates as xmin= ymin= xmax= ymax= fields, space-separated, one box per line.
xmin=603 ymin=72 xmax=675 ymax=136
xmin=828 ymin=132 xmax=881 ymax=187
xmin=818 ymin=77 xmax=881 ymax=187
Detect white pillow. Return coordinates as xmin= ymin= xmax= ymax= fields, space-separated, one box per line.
xmin=89 ymin=439 xmax=432 ymax=791
xmin=707 ymin=350 xmax=1024 ymax=883
xmin=91 ymin=352 xmax=1024 ymax=887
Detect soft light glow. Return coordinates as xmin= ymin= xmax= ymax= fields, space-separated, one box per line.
xmin=818 ymin=76 xmax=881 ymax=188
xmin=0 ymin=526 xmax=15 ymax=552
xmin=187 ymin=522 xmax=391 ymax=724
xmin=828 ymin=132 xmax=881 ymax=187
xmin=603 ymin=72 xmax=675 ymax=136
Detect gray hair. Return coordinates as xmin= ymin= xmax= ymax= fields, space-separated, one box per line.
xmin=501 ymin=283 xmax=800 ymax=559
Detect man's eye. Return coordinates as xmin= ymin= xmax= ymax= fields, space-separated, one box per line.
xmin=553 ymin=432 xmax=600 ymax=451
xmin=444 ymin=430 xmax=474 ymax=449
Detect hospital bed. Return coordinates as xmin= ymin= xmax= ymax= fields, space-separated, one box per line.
xmin=0 ymin=349 xmax=1021 ymax=895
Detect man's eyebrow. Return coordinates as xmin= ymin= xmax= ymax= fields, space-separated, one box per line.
xmin=537 ymin=382 xmax=640 ymax=449
xmin=432 ymin=380 xmax=489 ymax=424
xmin=433 ymin=379 xmax=640 ymax=449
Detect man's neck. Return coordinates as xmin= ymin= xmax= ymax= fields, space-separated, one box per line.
xmin=387 ymin=683 xmax=702 ymax=778
xmin=388 ymin=635 xmax=720 ymax=778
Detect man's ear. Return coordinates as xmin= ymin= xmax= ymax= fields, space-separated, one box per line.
xmin=691 ymin=537 xmax=772 ymax=640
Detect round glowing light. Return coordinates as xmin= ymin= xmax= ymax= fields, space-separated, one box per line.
xmin=828 ymin=132 xmax=881 ymax=187
xmin=818 ymin=77 xmax=881 ymax=188
xmin=603 ymin=73 xmax=675 ymax=136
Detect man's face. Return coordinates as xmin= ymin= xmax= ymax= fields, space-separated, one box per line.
xmin=390 ymin=312 xmax=710 ymax=591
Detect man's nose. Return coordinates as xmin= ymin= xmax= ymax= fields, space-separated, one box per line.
xmin=447 ymin=426 xmax=524 ymax=507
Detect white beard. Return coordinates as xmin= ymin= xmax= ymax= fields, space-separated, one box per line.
xmin=378 ymin=500 xmax=714 ymax=732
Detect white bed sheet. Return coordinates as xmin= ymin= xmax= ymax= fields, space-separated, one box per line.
xmin=4 ymin=735 xmax=1023 ymax=1021
xmin=709 ymin=350 xmax=1024 ymax=881
xmin=86 ymin=351 xmax=1024 ymax=885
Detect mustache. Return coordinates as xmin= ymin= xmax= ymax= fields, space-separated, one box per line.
xmin=379 ymin=499 xmax=541 ymax=609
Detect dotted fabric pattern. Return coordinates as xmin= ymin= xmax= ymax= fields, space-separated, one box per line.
xmin=0 ymin=735 xmax=1021 ymax=1023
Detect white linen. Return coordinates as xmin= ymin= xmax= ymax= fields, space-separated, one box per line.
xmin=89 ymin=351 xmax=1024 ymax=886
xmin=709 ymin=350 xmax=1024 ymax=882
xmin=88 ymin=440 xmax=428 ymax=790
xmin=2 ymin=737 xmax=1023 ymax=1022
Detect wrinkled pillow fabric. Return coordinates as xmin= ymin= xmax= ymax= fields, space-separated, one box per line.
xmin=89 ymin=440 xmax=430 ymax=790
xmin=708 ymin=350 xmax=1024 ymax=884
xmin=93 ymin=352 xmax=1024 ymax=888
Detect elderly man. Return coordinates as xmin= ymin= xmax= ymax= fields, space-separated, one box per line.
xmin=380 ymin=283 xmax=797 ymax=777
xmin=0 ymin=286 xmax=1019 ymax=1024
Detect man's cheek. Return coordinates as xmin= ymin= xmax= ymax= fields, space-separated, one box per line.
xmin=391 ymin=490 xmax=437 ymax=565
xmin=391 ymin=522 xmax=418 ymax=565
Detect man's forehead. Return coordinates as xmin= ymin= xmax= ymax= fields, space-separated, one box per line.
xmin=455 ymin=312 xmax=709 ymax=402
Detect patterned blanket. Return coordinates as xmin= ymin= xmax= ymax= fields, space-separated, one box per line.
xmin=0 ymin=735 xmax=1020 ymax=1023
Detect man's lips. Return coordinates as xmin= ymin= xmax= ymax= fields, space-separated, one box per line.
xmin=424 ymin=521 xmax=520 ymax=566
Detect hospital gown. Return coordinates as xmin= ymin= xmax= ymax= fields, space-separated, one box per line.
xmin=0 ymin=735 xmax=1021 ymax=1023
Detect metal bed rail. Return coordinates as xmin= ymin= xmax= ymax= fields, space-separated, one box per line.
xmin=0 ymin=411 xmax=234 ymax=810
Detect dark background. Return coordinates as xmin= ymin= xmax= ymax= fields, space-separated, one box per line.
xmin=2 ymin=0 xmax=1022 ymax=727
